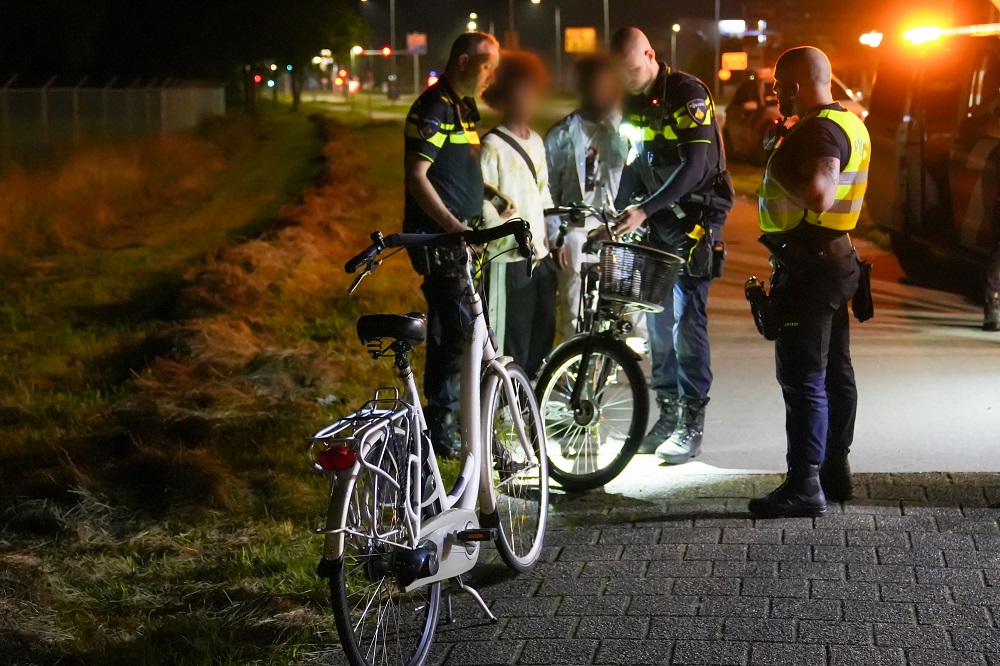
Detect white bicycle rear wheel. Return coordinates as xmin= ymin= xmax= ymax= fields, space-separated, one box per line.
xmin=328 ymin=427 xmax=440 ymax=666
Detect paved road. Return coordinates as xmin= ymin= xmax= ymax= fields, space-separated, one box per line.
xmin=634 ymin=196 xmax=1000 ymax=481
xmin=423 ymin=473 xmax=1000 ymax=666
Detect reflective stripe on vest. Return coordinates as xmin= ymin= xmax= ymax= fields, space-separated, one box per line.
xmin=757 ymin=109 xmax=871 ymax=233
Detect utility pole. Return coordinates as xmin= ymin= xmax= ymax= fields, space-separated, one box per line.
xmin=507 ymin=0 xmax=518 ymax=48
xmin=714 ymin=0 xmax=721 ymax=97
xmin=671 ymin=24 xmax=680 ymax=68
xmin=603 ymin=0 xmax=610 ymax=48
xmin=389 ymin=0 xmax=397 ymax=77
xmin=555 ymin=5 xmax=562 ymax=92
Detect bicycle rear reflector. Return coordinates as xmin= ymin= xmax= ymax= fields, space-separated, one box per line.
xmin=315 ymin=446 xmax=357 ymax=471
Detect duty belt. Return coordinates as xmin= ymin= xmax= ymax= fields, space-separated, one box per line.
xmin=761 ymin=231 xmax=854 ymax=270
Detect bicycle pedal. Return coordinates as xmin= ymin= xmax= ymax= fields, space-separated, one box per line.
xmin=455 ymin=528 xmax=497 ymax=542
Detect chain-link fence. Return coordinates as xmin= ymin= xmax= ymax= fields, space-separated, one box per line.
xmin=0 ymin=82 xmax=226 ymax=160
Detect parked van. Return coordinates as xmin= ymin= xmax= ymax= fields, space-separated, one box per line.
xmin=867 ymin=30 xmax=1000 ymax=276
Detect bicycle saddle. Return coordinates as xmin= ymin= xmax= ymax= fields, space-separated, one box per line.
xmin=356 ymin=313 xmax=428 ymax=347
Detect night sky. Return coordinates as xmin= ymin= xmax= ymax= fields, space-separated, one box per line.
xmin=361 ymin=0 xmax=745 ymax=66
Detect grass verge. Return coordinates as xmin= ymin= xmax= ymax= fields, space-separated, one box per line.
xmin=0 ymin=110 xmax=433 ymax=664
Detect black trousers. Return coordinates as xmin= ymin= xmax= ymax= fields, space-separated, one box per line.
xmin=421 ymin=275 xmax=467 ymax=414
xmin=771 ymin=254 xmax=861 ymax=466
xmin=503 ymin=257 xmax=557 ymax=378
xmin=988 ymin=240 xmax=1000 ymax=295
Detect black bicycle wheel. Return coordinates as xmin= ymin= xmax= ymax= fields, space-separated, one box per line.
xmin=536 ymin=336 xmax=649 ymax=491
xmin=328 ymin=427 xmax=441 ymax=666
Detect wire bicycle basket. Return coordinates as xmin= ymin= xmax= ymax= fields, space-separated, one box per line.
xmin=599 ymin=242 xmax=683 ymax=313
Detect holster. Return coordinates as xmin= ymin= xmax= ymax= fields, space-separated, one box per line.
xmin=745 ymin=276 xmax=779 ymax=341
xmin=404 ymin=215 xmax=479 ymax=278
xmin=852 ymin=258 xmax=874 ymax=322
xmin=407 ymin=245 xmax=465 ymax=278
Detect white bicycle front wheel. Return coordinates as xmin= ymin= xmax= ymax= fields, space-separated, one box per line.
xmin=482 ymin=362 xmax=549 ymax=572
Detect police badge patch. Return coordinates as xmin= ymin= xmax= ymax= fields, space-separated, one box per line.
xmin=419 ymin=118 xmax=441 ymax=139
xmin=685 ymin=99 xmax=709 ymax=124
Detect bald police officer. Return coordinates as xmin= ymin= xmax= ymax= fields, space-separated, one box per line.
xmin=748 ymin=47 xmax=872 ymax=518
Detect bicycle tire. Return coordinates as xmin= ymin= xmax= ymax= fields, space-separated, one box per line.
xmin=483 ymin=362 xmax=549 ymax=573
xmin=328 ymin=426 xmax=441 ymax=666
xmin=535 ymin=336 xmax=649 ymax=491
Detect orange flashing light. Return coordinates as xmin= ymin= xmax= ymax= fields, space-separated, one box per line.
xmin=904 ymin=25 xmax=944 ymax=44
xmin=904 ymin=23 xmax=1000 ymax=45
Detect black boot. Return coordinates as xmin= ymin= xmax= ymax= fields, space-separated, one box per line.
xmin=749 ymin=463 xmax=828 ymax=518
xmin=820 ymin=450 xmax=854 ymax=502
xmin=637 ymin=394 xmax=680 ymax=454
xmin=985 ymin=291 xmax=1000 ymax=332
xmin=425 ymin=406 xmax=460 ymax=459
xmin=655 ymin=398 xmax=705 ymax=465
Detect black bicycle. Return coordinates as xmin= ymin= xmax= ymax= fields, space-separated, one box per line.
xmin=536 ymin=203 xmax=683 ymax=491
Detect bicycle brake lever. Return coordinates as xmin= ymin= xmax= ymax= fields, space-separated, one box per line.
xmin=348 ymin=260 xmax=380 ymax=295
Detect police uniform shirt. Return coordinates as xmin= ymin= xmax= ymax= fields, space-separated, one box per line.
xmin=404 ymin=80 xmax=483 ymax=232
xmin=767 ymin=102 xmax=852 ymax=237
xmin=619 ymin=63 xmax=724 ymax=216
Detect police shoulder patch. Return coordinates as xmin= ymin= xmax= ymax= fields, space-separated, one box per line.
xmin=685 ymin=99 xmax=709 ymax=124
xmin=419 ymin=118 xmax=441 ymax=139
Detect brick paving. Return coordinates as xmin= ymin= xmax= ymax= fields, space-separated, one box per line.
xmin=432 ymin=473 xmax=1000 ymax=666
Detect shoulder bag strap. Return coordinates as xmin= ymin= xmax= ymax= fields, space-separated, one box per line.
xmin=488 ymin=127 xmax=538 ymax=183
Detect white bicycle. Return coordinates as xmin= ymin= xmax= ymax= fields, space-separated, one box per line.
xmin=310 ymin=220 xmax=549 ymax=666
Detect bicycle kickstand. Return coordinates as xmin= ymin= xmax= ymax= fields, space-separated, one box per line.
xmin=443 ymin=575 xmax=499 ymax=624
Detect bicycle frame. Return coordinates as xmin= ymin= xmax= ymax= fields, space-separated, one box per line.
xmin=314 ymin=248 xmax=538 ymax=592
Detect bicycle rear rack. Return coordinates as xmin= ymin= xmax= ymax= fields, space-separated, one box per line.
xmin=309 ymin=387 xmax=425 ymax=549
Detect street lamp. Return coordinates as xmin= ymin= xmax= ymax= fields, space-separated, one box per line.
xmin=671 ymin=23 xmax=680 ymax=67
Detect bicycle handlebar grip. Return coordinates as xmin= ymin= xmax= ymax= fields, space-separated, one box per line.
xmin=345 ymin=245 xmax=378 ymax=274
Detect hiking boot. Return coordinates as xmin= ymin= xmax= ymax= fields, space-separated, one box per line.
xmin=820 ymin=451 xmax=854 ymax=502
xmin=986 ymin=291 xmax=1000 ymax=332
xmin=655 ymin=398 xmax=706 ymax=465
xmin=637 ymin=395 xmax=680 ymax=454
xmin=425 ymin=407 xmax=460 ymax=459
xmin=749 ymin=463 xmax=828 ymax=518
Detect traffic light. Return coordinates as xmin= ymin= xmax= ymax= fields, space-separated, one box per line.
xmin=253 ymin=74 xmax=263 ymax=84
xmin=381 ymin=46 xmax=392 ymax=57
xmin=338 ymin=69 xmax=347 ymax=77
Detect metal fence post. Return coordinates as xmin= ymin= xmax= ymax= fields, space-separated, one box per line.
xmin=40 ymin=76 xmax=56 ymax=142
xmin=160 ymin=82 xmax=169 ymax=135
xmin=102 ymin=77 xmax=116 ymax=137
xmin=125 ymin=77 xmax=141 ymax=135
xmin=72 ymin=76 xmax=87 ymax=144
xmin=145 ymin=79 xmax=156 ymax=134
xmin=1 ymin=75 xmax=15 ymax=159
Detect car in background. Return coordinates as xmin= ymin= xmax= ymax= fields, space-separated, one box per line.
xmin=719 ymin=69 xmax=866 ymax=165
xmin=866 ymin=30 xmax=1000 ymax=279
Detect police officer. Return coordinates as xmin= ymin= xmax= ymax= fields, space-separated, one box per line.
xmin=609 ymin=27 xmax=733 ymax=463
xmin=986 ymin=245 xmax=999 ymax=331
xmin=748 ymin=47 xmax=871 ymax=518
xmin=403 ymin=32 xmax=500 ymax=457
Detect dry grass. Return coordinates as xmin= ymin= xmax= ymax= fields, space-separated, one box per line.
xmin=0 ymin=109 xmax=436 ymax=663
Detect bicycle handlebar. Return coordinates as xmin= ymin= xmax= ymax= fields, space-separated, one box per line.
xmin=344 ymin=219 xmax=535 ymax=274
xmin=544 ymin=204 xmax=604 ymax=222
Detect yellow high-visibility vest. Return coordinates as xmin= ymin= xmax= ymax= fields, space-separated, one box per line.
xmin=757 ymin=108 xmax=871 ymax=233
